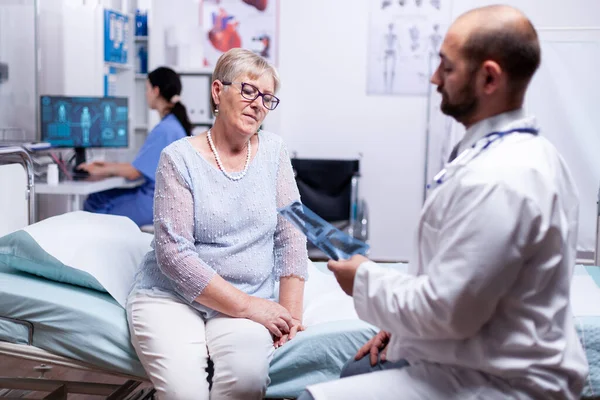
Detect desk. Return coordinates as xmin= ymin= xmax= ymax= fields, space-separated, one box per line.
xmin=36 ymin=177 xmax=144 ymax=211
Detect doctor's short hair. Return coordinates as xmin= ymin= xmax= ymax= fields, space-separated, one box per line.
xmin=211 ymin=48 xmax=280 ymax=111
xmin=462 ymin=13 xmax=541 ymax=97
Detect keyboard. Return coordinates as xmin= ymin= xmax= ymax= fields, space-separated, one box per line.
xmin=71 ymin=168 xmax=90 ymax=180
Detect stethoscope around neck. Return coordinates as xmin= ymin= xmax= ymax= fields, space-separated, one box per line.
xmin=427 ymin=127 xmax=540 ymax=190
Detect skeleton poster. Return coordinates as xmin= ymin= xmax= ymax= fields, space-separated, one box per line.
xmin=367 ymin=0 xmax=452 ymax=96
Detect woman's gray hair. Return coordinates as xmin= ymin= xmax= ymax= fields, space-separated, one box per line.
xmin=211 ymin=48 xmax=280 ymax=111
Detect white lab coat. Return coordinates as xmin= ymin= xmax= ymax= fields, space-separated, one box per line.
xmin=307 ymin=109 xmax=589 ymax=400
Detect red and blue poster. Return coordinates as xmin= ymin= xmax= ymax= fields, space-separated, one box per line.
xmin=202 ymin=0 xmax=279 ymax=67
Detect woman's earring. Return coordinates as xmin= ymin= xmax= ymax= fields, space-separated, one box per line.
xmin=214 ymin=108 xmax=219 ymax=117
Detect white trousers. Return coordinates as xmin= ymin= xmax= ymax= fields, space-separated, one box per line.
xmin=127 ymin=289 xmax=275 ymax=400
xmin=306 ymin=361 xmax=535 ymax=400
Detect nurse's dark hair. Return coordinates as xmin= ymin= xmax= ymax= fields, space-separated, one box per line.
xmin=148 ymin=67 xmax=192 ymax=136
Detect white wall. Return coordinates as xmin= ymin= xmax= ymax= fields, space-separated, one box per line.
xmin=527 ymin=34 xmax=600 ymax=254
xmin=0 ymin=1 xmax=37 ymax=141
xmin=37 ymin=0 xmax=65 ymax=97
xmin=452 ymin=0 xmax=600 ymax=27
xmin=146 ymin=0 xmax=202 ymax=131
xmin=268 ymin=0 xmax=600 ymax=260
xmin=38 ymin=1 xmax=105 ymax=97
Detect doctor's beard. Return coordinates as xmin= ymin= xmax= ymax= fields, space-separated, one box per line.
xmin=438 ymin=75 xmax=479 ymax=122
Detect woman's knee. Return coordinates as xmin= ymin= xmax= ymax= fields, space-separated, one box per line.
xmin=155 ymin=379 xmax=209 ymax=400
xmin=231 ymin=367 xmax=270 ymax=396
xmin=206 ymin=317 xmax=274 ymax=397
xmin=127 ymin=293 xmax=210 ymax=398
xmin=212 ymin=355 xmax=270 ymax=397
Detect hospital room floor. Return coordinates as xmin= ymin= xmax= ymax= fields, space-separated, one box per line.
xmin=0 ymin=353 xmax=152 ymax=399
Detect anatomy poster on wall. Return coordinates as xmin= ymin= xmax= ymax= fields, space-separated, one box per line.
xmin=202 ymin=0 xmax=279 ymax=67
xmin=367 ymin=0 xmax=452 ymax=96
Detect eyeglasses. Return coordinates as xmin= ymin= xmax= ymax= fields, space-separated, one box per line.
xmin=221 ymin=81 xmax=280 ymax=110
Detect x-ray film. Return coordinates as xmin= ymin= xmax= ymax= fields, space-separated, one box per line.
xmin=278 ymin=200 xmax=369 ymax=260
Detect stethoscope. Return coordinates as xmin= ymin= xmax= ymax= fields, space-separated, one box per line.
xmin=427 ymin=127 xmax=539 ymax=190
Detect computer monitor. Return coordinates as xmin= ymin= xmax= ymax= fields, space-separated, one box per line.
xmin=40 ymin=95 xmax=129 ymax=166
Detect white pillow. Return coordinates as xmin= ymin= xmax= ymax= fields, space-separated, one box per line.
xmin=0 ymin=211 xmax=151 ymax=307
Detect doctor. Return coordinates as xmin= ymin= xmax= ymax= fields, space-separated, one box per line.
xmin=300 ymin=5 xmax=588 ymax=400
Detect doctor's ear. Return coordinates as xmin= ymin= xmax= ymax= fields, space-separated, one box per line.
xmin=481 ymin=60 xmax=502 ymax=94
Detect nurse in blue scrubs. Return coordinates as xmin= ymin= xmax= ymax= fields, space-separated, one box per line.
xmin=79 ymin=67 xmax=191 ymax=226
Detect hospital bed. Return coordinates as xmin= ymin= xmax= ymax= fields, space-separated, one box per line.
xmin=0 ymin=259 xmax=376 ymax=399
xmin=1 ymin=149 xmax=600 ymax=400
xmin=3 ymin=260 xmax=600 ymax=400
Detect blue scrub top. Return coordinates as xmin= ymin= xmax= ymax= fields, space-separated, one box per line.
xmin=133 ymin=114 xmax=187 ymax=186
xmin=83 ymin=114 xmax=187 ymax=226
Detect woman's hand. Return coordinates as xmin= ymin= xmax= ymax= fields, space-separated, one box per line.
xmin=77 ymin=161 xmax=110 ymax=176
xmin=76 ymin=161 xmax=141 ymax=180
xmin=273 ymin=317 xmax=304 ymax=348
xmin=243 ymin=297 xmax=293 ymax=339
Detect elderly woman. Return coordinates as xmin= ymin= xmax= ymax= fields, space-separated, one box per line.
xmin=126 ymin=48 xmax=308 ymax=400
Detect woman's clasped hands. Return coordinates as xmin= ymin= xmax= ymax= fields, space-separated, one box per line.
xmin=243 ymin=297 xmax=305 ymax=348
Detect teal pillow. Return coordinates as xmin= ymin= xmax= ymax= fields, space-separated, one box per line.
xmin=0 ymin=230 xmax=106 ymax=292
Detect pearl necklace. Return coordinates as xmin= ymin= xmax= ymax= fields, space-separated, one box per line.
xmin=206 ymin=129 xmax=251 ymax=181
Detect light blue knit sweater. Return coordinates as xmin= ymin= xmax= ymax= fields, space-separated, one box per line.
xmin=130 ymin=131 xmax=308 ymax=318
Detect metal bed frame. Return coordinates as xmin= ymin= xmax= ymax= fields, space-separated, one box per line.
xmin=0 ymin=341 xmax=153 ymax=399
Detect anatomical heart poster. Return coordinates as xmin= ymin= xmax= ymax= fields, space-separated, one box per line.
xmin=202 ymin=0 xmax=279 ymax=67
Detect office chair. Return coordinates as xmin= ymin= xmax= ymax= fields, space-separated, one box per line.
xmin=290 ymin=157 xmax=369 ymax=260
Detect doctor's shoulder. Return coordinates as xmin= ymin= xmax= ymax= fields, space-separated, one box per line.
xmin=464 ymin=142 xmax=563 ymax=203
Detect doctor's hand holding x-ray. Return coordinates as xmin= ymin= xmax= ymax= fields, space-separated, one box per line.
xmin=327 ymin=254 xmax=366 ymax=297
